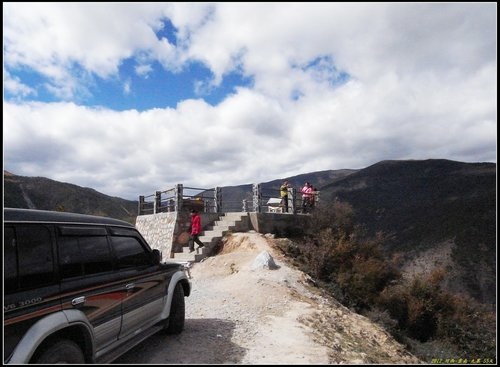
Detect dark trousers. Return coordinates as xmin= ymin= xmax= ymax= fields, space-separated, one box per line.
xmin=281 ymin=195 xmax=288 ymax=213
xmin=302 ymin=197 xmax=311 ymax=213
xmin=189 ymin=234 xmax=204 ymax=250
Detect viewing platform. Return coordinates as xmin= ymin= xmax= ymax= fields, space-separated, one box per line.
xmin=135 ymin=183 xmax=317 ymax=263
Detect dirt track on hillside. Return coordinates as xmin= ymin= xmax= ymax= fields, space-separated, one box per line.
xmin=114 ymin=232 xmax=421 ymax=364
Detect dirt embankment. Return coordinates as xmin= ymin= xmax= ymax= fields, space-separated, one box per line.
xmin=114 ymin=232 xmax=422 ymax=364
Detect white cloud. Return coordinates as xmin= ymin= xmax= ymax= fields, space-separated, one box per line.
xmin=3 ymin=70 xmax=37 ymax=98
xmin=123 ymin=79 xmax=131 ymax=95
xmin=135 ymin=64 xmax=153 ymax=78
xmin=3 ymin=3 xmax=497 ymax=199
xmin=3 ymin=3 xmax=177 ymax=96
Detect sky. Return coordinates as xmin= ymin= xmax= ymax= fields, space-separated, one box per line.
xmin=3 ymin=2 xmax=497 ymax=200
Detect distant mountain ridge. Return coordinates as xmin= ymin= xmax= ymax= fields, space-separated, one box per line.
xmin=3 ymin=169 xmax=356 ymax=217
xmin=3 ymin=172 xmax=138 ymax=223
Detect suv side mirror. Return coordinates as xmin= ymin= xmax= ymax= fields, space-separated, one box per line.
xmin=151 ymin=249 xmax=161 ymax=264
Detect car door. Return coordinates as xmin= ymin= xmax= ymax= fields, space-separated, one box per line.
xmin=4 ymin=224 xmax=61 ymax=362
xmin=107 ymin=227 xmax=166 ymax=339
xmin=57 ymin=225 xmax=125 ymax=349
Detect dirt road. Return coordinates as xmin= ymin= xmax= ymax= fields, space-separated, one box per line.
xmin=114 ymin=232 xmax=421 ymax=364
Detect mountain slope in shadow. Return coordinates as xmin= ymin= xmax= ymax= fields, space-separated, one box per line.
xmin=319 ymin=159 xmax=496 ymax=304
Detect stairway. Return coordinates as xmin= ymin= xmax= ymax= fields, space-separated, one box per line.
xmin=173 ymin=212 xmax=249 ymax=263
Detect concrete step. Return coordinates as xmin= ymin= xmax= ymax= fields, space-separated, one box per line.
xmin=205 ymin=220 xmax=248 ymax=232
xmin=214 ymin=219 xmax=238 ymax=226
xmin=205 ymin=224 xmax=232 ymax=232
xmin=201 ymin=229 xmax=229 ymax=238
xmin=173 ymin=212 xmax=250 ymax=262
xmin=173 ymin=246 xmax=204 ymax=261
xmin=224 ymin=217 xmax=247 ymax=223
xmin=221 ymin=213 xmax=247 ymax=221
xmin=198 ymin=236 xmax=222 ymax=246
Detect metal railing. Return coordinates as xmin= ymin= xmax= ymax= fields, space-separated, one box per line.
xmin=138 ymin=183 xmax=319 ymax=215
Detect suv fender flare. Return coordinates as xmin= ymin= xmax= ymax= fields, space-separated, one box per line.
xmin=8 ymin=310 xmax=94 ymax=364
xmin=161 ymin=271 xmax=190 ymax=319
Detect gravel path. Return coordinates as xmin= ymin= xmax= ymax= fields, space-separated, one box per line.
xmin=114 ymin=233 xmax=421 ymax=364
xmin=114 ymin=233 xmax=329 ymax=364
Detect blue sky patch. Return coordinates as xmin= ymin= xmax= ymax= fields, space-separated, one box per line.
xmin=300 ymin=55 xmax=350 ymax=87
xmin=5 ymin=57 xmax=254 ymax=111
xmin=155 ymin=18 xmax=178 ymax=46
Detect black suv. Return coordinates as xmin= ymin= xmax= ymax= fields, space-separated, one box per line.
xmin=4 ymin=208 xmax=191 ymax=364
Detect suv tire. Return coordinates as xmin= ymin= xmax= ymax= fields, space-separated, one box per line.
xmin=35 ymin=339 xmax=85 ymax=364
xmin=165 ymin=283 xmax=185 ymax=334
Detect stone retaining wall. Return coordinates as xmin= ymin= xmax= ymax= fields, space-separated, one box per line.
xmin=249 ymin=212 xmax=310 ymax=236
xmin=135 ymin=212 xmax=177 ymax=261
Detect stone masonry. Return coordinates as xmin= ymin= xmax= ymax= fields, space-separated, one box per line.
xmin=135 ymin=212 xmax=177 ymax=262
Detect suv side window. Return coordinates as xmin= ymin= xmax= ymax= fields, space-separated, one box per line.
xmin=58 ymin=226 xmax=113 ymax=278
xmin=4 ymin=226 xmax=18 ymax=294
xmin=15 ymin=225 xmax=55 ymax=290
xmin=109 ymin=235 xmax=150 ymax=269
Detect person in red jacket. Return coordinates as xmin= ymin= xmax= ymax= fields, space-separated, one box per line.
xmin=189 ymin=209 xmax=205 ymax=253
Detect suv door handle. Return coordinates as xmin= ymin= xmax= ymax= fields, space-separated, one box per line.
xmin=71 ymin=296 xmax=86 ymax=306
xmin=126 ymin=283 xmax=135 ymax=291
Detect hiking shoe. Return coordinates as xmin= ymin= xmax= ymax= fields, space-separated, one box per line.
xmin=189 ymin=249 xmax=194 ymax=253
xmin=198 ymin=244 xmax=204 ymax=248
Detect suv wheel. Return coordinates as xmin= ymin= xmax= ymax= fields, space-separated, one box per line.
xmin=164 ymin=283 xmax=185 ymax=334
xmin=35 ymin=339 xmax=85 ymax=364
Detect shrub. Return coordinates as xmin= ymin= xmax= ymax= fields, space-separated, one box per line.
xmin=377 ymin=284 xmax=409 ymax=329
xmin=280 ymin=199 xmax=495 ymax=360
xmin=292 ymin=201 xmax=401 ymax=311
xmin=308 ymin=201 xmax=356 ymax=239
xmin=376 ymin=268 xmax=495 ymax=356
xmin=365 ymin=308 xmax=400 ymax=338
xmin=377 ymin=268 xmax=450 ymax=342
xmin=436 ymin=294 xmax=496 ymax=357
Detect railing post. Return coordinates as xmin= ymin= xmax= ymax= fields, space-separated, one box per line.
xmin=155 ymin=191 xmax=161 ymax=214
xmin=290 ymin=188 xmax=296 ymax=214
xmin=138 ymin=195 xmax=145 ymax=216
xmin=175 ymin=184 xmax=183 ymax=212
xmin=214 ymin=187 xmax=222 ymax=213
xmin=252 ymin=183 xmax=261 ymax=213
